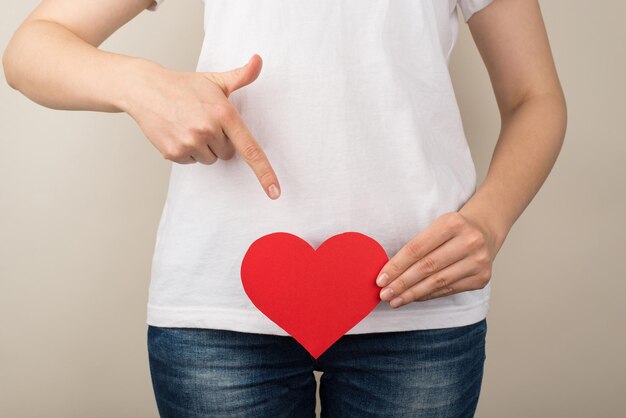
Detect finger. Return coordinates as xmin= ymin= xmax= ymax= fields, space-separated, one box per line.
xmin=376 ymin=213 xmax=463 ymax=287
xmin=206 ymin=127 xmax=236 ymax=160
xmin=193 ymin=123 xmax=235 ymax=160
xmin=388 ymin=255 xmax=479 ymax=308
xmin=418 ymin=273 xmax=486 ymax=302
xmin=378 ymin=234 xmax=470 ymax=301
xmin=209 ymin=54 xmax=263 ymax=98
xmin=174 ymin=154 xmax=196 ymax=164
xmin=190 ymin=143 xmax=218 ymax=165
xmin=219 ymin=104 xmax=281 ymax=199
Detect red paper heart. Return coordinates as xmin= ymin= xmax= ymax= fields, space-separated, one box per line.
xmin=240 ymin=231 xmax=389 ymax=358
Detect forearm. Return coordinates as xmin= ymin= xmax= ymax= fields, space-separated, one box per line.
xmin=2 ymin=19 xmax=156 ymax=113
xmin=460 ymin=92 xmax=567 ymax=253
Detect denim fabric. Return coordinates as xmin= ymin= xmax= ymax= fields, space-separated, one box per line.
xmin=147 ymin=318 xmax=487 ymax=418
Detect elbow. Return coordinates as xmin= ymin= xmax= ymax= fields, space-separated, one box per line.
xmin=550 ymin=89 xmax=568 ymax=146
xmin=501 ymin=88 xmax=568 ymax=138
xmin=547 ymin=90 xmax=568 ymax=143
xmin=2 ymin=38 xmax=19 ymax=90
xmin=2 ymin=46 xmax=15 ymax=90
xmin=2 ymin=23 xmax=31 ymax=91
xmin=559 ymin=89 xmax=568 ymax=138
xmin=549 ymin=86 xmax=568 ymax=144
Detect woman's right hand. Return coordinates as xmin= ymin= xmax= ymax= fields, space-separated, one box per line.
xmin=123 ymin=53 xmax=281 ymax=200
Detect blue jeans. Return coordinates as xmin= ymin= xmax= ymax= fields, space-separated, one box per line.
xmin=147 ymin=318 xmax=487 ymax=418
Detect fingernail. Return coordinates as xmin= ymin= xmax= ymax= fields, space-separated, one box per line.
xmin=268 ymin=184 xmax=280 ymax=199
xmin=380 ymin=288 xmax=394 ymax=300
xmin=390 ymin=297 xmax=403 ymax=308
xmin=376 ymin=273 xmax=389 ymax=287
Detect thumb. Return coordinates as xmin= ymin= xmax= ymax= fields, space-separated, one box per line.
xmin=207 ymin=54 xmax=263 ymax=98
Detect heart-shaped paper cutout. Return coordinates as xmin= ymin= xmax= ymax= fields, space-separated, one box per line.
xmin=240 ymin=231 xmax=389 ymax=358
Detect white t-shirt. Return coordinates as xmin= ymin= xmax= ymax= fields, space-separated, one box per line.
xmin=146 ymin=0 xmax=495 ymax=335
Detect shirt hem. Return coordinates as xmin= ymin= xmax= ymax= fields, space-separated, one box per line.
xmin=146 ymin=298 xmax=490 ymax=336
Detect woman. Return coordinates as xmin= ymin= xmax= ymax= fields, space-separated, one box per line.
xmin=3 ymin=0 xmax=566 ymax=416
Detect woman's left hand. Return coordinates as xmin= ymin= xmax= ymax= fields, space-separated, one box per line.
xmin=376 ymin=211 xmax=502 ymax=308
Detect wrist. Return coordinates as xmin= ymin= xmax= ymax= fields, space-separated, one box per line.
xmin=459 ymin=192 xmax=511 ymax=256
xmin=113 ymin=55 xmax=165 ymax=115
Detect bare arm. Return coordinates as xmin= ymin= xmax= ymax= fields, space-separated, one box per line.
xmin=458 ymin=0 xmax=568 ymax=250
xmin=2 ymin=0 xmax=157 ymax=112
xmin=2 ymin=0 xmax=282 ymax=199
xmin=376 ymin=0 xmax=567 ymax=306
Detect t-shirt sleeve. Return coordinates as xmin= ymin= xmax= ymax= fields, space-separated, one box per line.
xmin=146 ymin=0 xmax=165 ymax=12
xmin=457 ymin=0 xmax=495 ymax=23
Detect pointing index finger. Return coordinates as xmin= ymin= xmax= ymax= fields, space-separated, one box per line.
xmin=219 ymin=104 xmax=281 ymax=199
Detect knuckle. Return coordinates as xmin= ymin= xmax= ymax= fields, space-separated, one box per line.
xmin=474 ymin=231 xmax=486 ymax=247
xmin=472 ymin=272 xmax=490 ymax=289
xmin=214 ymin=102 xmax=235 ymax=121
xmin=197 ymin=124 xmax=221 ymax=140
xmin=162 ymin=145 xmax=185 ymax=161
xmin=465 ymin=230 xmax=484 ymax=249
xmin=401 ymin=288 xmax=415 ymax=303
xmin=219 ymin=145 xmax=236 ymax=160
xmin=204 ymin=124 xmax=220 ymax=139
xmin=485 ymin=265 xmax=492 ymax=277
xmin=443 ymin=284 xmax=455 ymax=295
xmin=476 ymin=249 xmax=490 ymax=264
xmin=477 ymin=278 xmax=489 ymax=289
xmin=445 ymin=212 xmax=464 ymax=230
xmin=418 ymin=292 xmax=434 ymax=302
xmin=258 ymin=169 xmax=275 ymax=184
xmin=395 ymin=275 xmax=409 ymax=292
xmin=204 ymin=151 xmax=218 ymax=164
xmin=181 ymin=137 xmax=198 ymax=150
xmin=161 ymin=148 xmax=174 ymax=160
xmin=242 ymin=143 xmax=264 ymax=162
xmin=432 ymin=279 xmax=454 ymax=297
xmin=224 ymin=146 xmax=236 ymax=160
xmin=435 ymin=276 xmax=448 ymax=290
xmin=386 ymin=260 xmax=403 ymax=276
xmin=418 ymin=255 xmax=437 ymax=275
xmin=189 ymin=121 xmax=211 ymax=135
xmin=405 ymin=240 xmax=423 ymax=259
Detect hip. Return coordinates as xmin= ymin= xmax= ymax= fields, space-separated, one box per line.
xmin=147 ymin=318 xmax=487 ymax=417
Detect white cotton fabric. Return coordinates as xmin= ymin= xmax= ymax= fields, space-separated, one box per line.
xmin=145 ymin=0 xmax=495 ymax=335
xmin=457 ymin=0 xmax=496 ymax=22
